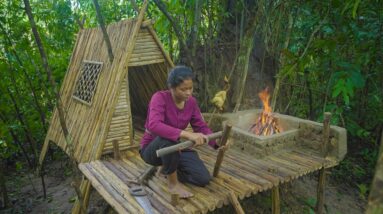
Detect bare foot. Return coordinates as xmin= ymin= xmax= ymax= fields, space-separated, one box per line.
xmin=156 ymin=166 xmax=167 ymax=178
xmin=169 ymin=184 xmax=194 ymax=199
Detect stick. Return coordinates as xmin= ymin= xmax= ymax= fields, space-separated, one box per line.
xmin=316 ymin=112 xmax=331 ymax=214
xmin=272 ymin=186 xmax=280 ymax=214
xmin=322 ymin=112 xmax=331 ymax=156
xmin=112 ymin=140 xmax=121 ymax=160
xmin=137 ymin=166 xmax=156 ymax=185
xmin=229 ymin=191 xmax=245 ymax=214
xmin=213 ymin=123 xmax=232 ymax=177
xmin=156 ymin=131 xmax=223 ymax=157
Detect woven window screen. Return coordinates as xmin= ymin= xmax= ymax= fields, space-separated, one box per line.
xmin=72 ymin=61 xmax=103 ymax=105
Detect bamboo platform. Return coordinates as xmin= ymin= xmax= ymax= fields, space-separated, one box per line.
xmin=78 ymin=131 xmax=336 ymax=214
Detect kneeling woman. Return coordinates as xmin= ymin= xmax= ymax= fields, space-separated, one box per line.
xmin=140 ymin=66 xmax=219 ymax=198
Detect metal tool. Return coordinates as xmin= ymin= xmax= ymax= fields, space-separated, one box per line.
xmin=129 ymin=186 xmax=154 ymax=214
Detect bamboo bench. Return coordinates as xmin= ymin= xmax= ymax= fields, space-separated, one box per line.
xmin=78 ymin=130 xmax=335 ymax=213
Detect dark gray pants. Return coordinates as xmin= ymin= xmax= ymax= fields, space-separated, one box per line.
xmin=140 ymin=137 xmax=211 ymax=187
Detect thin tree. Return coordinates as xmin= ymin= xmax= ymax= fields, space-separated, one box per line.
xmin=23 ymin=0 xmax=85 ymax=211
xmin=92 ymin=0 xmax=114 ymax=63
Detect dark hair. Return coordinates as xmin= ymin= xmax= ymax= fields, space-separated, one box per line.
xmin=167 ymin=66 xmax=194 ymax=88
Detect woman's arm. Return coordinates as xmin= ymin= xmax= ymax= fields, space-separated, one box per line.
xmin=189 ymin=98 xmax=219 ymax=149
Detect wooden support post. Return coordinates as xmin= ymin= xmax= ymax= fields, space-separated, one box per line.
xmin=272 ymin=186 xmax=280 ymax=214
xmin=316 ymin=112 xmax=331 ymax=214
xmin=71 ymin=179 xmax=91 ymax=214
xmin=321 ymin=112 xmax=331 ymax=156
xmin=316 ymin=167 xmax=326 ymax=214
xmin=229 ymin=191 xmax=245 ymax=214
xmin=213 ymin=123 xmax=233 ymax=177
xmin=112 ymin=140 xmax=121 ymax=160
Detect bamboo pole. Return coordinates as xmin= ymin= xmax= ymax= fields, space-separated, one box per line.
xmin=213 ymin=123 xmax=232 ymax=177
xmin=156 ymin=131 xmax=223 ymax=157
xmin=229 ymin=191 xmax=245 ymax=214
xmin=272 ymin=186 xmax=280 ymax=214
xmin=322 ymin=112 xmax=331 ymax=156
xmin=316 ymin=112 xmax=331 ymax=214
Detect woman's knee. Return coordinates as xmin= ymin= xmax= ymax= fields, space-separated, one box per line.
xmin=193 ymin=172 xmax=212 ymax=187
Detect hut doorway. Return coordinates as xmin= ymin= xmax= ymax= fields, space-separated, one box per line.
xmin=127 ymin=63 xmax=168 ymax=132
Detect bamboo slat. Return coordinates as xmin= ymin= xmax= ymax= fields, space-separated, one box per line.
xmin=79 ymin=164 xmax=139 ymax=213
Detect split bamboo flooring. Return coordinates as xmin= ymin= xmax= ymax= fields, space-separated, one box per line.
xmin=79 ymin=130 xmax=336 ymax=214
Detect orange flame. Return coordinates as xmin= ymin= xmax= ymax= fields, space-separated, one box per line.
xmin=258 ymin=87 xmax=271 ymax=114
xmin=248 ymin=87 xmax=281 ymax=136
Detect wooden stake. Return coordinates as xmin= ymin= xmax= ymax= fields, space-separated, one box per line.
xmin=213 ymin=123 xmax=232 ymax=177
xmin=112 ymin=140 xmax=121 ymax=160
xmin=229 ymin=191 xmax=245 ymax=214
xmin=272 ymin=186 xmax=280 ymax=214
xmin=322 ymin=112 xmax=332 ymax=156
xmin=316 ymin=112 xmax=331 ymax=214
xmin=71 ymin=179 xmax=91 ymax=214
xmin=316 ymin=167 xmax=326 ymax=214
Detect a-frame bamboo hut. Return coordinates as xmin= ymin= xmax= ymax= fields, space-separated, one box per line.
xmin=39 ymin=5 xmax=173 ymax=166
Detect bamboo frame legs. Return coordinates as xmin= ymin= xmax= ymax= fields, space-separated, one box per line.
xmin=316 ymin=112 xmax=331 ymax=214
xmin=38 ymin=139 xmax=50 ymax=174
xmin=272 ymin=186 xmax=280 ymax=214
xmin=71 ymin=179 xmax=91 ymax=214
xmin=229 ymin=191 xmax=245 ymax=214
xmin=316 ymin=167 xmax=326 ymax=214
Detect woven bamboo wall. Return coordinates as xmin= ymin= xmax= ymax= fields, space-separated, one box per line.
xmin=129 ymin=29 xmax=164 ymax=66
xmin=102 ymin=80 xmax=132 ymax=154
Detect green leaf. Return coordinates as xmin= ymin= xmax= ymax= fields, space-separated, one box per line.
xmin=16 ymin=161 xmax=23 ymax=170
xmin=352 ymin=0 xmax=361 ymax=19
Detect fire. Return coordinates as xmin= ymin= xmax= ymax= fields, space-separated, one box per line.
xmin=249 ymin=87 xmax=281 ymax=136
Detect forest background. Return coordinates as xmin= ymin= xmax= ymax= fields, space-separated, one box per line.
xmin=0 ymin=0 xmax=382 ymax=212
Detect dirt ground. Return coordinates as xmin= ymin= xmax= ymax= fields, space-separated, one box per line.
xmin=0 ymin=158 xmax=366 ymax=214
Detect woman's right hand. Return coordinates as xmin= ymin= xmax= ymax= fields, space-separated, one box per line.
xmin=180 ymin=131 xmax=207 ymax=147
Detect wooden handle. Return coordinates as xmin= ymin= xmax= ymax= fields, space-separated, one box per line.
xmin=156 ymin=131 xmax=223 ymax=157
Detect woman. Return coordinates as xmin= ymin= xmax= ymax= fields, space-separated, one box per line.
xmin=140 ymin=66 xmax=219 ymax=198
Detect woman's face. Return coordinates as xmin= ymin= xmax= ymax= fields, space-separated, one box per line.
xmin=171 ymin=79 xmax=193 ymax=102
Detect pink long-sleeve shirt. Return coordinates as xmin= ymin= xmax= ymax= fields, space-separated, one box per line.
xmin=140 ymin=90 xmax=217 ymax=149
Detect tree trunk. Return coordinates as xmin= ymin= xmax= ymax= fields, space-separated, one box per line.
xmin=0 ymin=112 xmax=33 ymax=168
xmin=153 ymin=0 xmax=193 ymax=67
xmin=189 ymin=0 xmax=202 ymax=57
xmin=5 ymin=87 xmax=38 ymax=166
xmin=231 ymin=14 xmax=259 ymax=112
xmin=92 ymin=0 xmax=114 ymax=63
xmin=0 ymin=23 xmax=48 ymax=132
xmin=0 ymin=161 xmax=9 ymax=209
